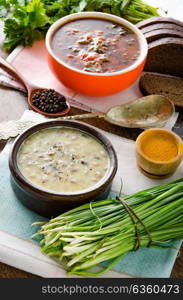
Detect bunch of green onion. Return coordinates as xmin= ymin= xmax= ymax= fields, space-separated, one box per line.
xmin=33 ymin=178 xmax=183 ymax=276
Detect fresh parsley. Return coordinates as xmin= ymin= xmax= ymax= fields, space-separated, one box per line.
xmin=0 ymin=0 xmax=159 ymax=51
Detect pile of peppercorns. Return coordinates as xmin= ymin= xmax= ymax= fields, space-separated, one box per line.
xmin=32 ymin=89 xmax=68 ymax=113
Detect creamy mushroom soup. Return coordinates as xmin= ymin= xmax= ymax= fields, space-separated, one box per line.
xmin=17 ymin=127 xmax=109 ymax=193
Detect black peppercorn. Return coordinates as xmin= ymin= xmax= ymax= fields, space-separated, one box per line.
xmin=32 ymin=89 xmax=68 ymax=113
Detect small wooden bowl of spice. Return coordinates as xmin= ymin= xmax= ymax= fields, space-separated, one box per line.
xmin=135 ymin=128 xmax=183 ymax=178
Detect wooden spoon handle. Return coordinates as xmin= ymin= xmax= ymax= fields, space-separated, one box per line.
xmin=58 ymin=112 xmax=105 ymax=120
xmin=0 ymin=56 xmax=29 ymax=91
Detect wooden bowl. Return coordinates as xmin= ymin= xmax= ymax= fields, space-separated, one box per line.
xmin=135 ymin=128 xmax=183 ymax=178
xmin=45 ymin=12 xmax=148 ymax=96
xmin=9 ymin=120 xmax=118 ymax=217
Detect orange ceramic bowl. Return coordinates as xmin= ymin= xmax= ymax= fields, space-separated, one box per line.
xmin=46 ymin=12 xmax=148 ymax=96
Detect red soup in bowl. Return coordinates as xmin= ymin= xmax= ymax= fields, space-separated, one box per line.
xmin=46 ymin=12 xmax=147 ymax=96
xmin=51 ymin=18 xmax=140 ymax=73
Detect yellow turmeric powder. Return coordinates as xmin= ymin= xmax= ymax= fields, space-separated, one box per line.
xmin=142 ymin=133 xmax=178 ymax=161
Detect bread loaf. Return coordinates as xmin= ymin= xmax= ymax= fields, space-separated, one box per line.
xmin=144 ymin=29 xmax=183 ymax=42
xmin=141 ymin=23 xmax=183 ymax=34
xmin=144 ymin=37 xmax=183 ymax=77
xmin=137 ymin=17 xmax=183 ymax=29
xmin=139 ymin=73 xmax=183 ymax=106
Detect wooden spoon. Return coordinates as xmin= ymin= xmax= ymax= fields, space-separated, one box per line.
xmin=59 ymin=95 xmax=175 ymax=128
xmin=0 ymin=56 xmax=70 ymax=117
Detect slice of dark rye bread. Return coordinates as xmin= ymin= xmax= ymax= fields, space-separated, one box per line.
xmin=144 ymin=37 xmax=183 ymax=77
xmin=141 ymin=23 xmax=183 ymax=34
xmin=144 ymin=29 xmax=183 ymax=42
xmin=136 ymin=17 xmax=183 ymax=29
xmin=139 ymin=73 xmax=183 ymax=107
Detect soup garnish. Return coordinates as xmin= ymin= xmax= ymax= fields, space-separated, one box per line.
xmin=17 ymin=127 xmax=109 ymax=193
xmin=51 ymin=18 xmax=140 ymax=73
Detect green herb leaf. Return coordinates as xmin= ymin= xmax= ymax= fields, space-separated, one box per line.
xmin=2 ymin=0 xmax=50 ymax=50
xmin=0 ymin=0 xmax=160 ymax=51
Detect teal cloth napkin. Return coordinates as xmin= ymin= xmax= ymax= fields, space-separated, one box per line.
xmin=0 ymin=154 xmax=181 ymax=278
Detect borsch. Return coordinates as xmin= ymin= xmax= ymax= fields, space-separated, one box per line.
xmin=51 ymin=18 xmax=140 ymax=74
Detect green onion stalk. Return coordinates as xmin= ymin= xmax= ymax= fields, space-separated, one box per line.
xmin=32 ymin=178 xmax=183 ymax=276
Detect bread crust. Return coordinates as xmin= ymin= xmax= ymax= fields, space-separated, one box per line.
xmin=139 ymin=73 xmax=183 ymax=107
xmin=144 ymin=29 xmax=183 ymax=42
xmin=137 ymin=17 xmax=183 ymax=29
xmin=141 ymin=23 xmax=183 ymax=34
xmin=144 ymin=37 xmax=183 ymax=78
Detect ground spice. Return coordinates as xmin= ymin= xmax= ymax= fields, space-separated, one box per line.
xmin=142 ymin=134 xmax=178 ymax=161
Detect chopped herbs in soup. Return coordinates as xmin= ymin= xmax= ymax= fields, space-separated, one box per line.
xmin=17 ymin=127 xmax=109 ymax=193
xmin=51 ymin=18 xmax=140 ymax=73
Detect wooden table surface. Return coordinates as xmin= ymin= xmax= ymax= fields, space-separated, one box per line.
xmin=0 ymin=23 xmax=182 ymax=278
